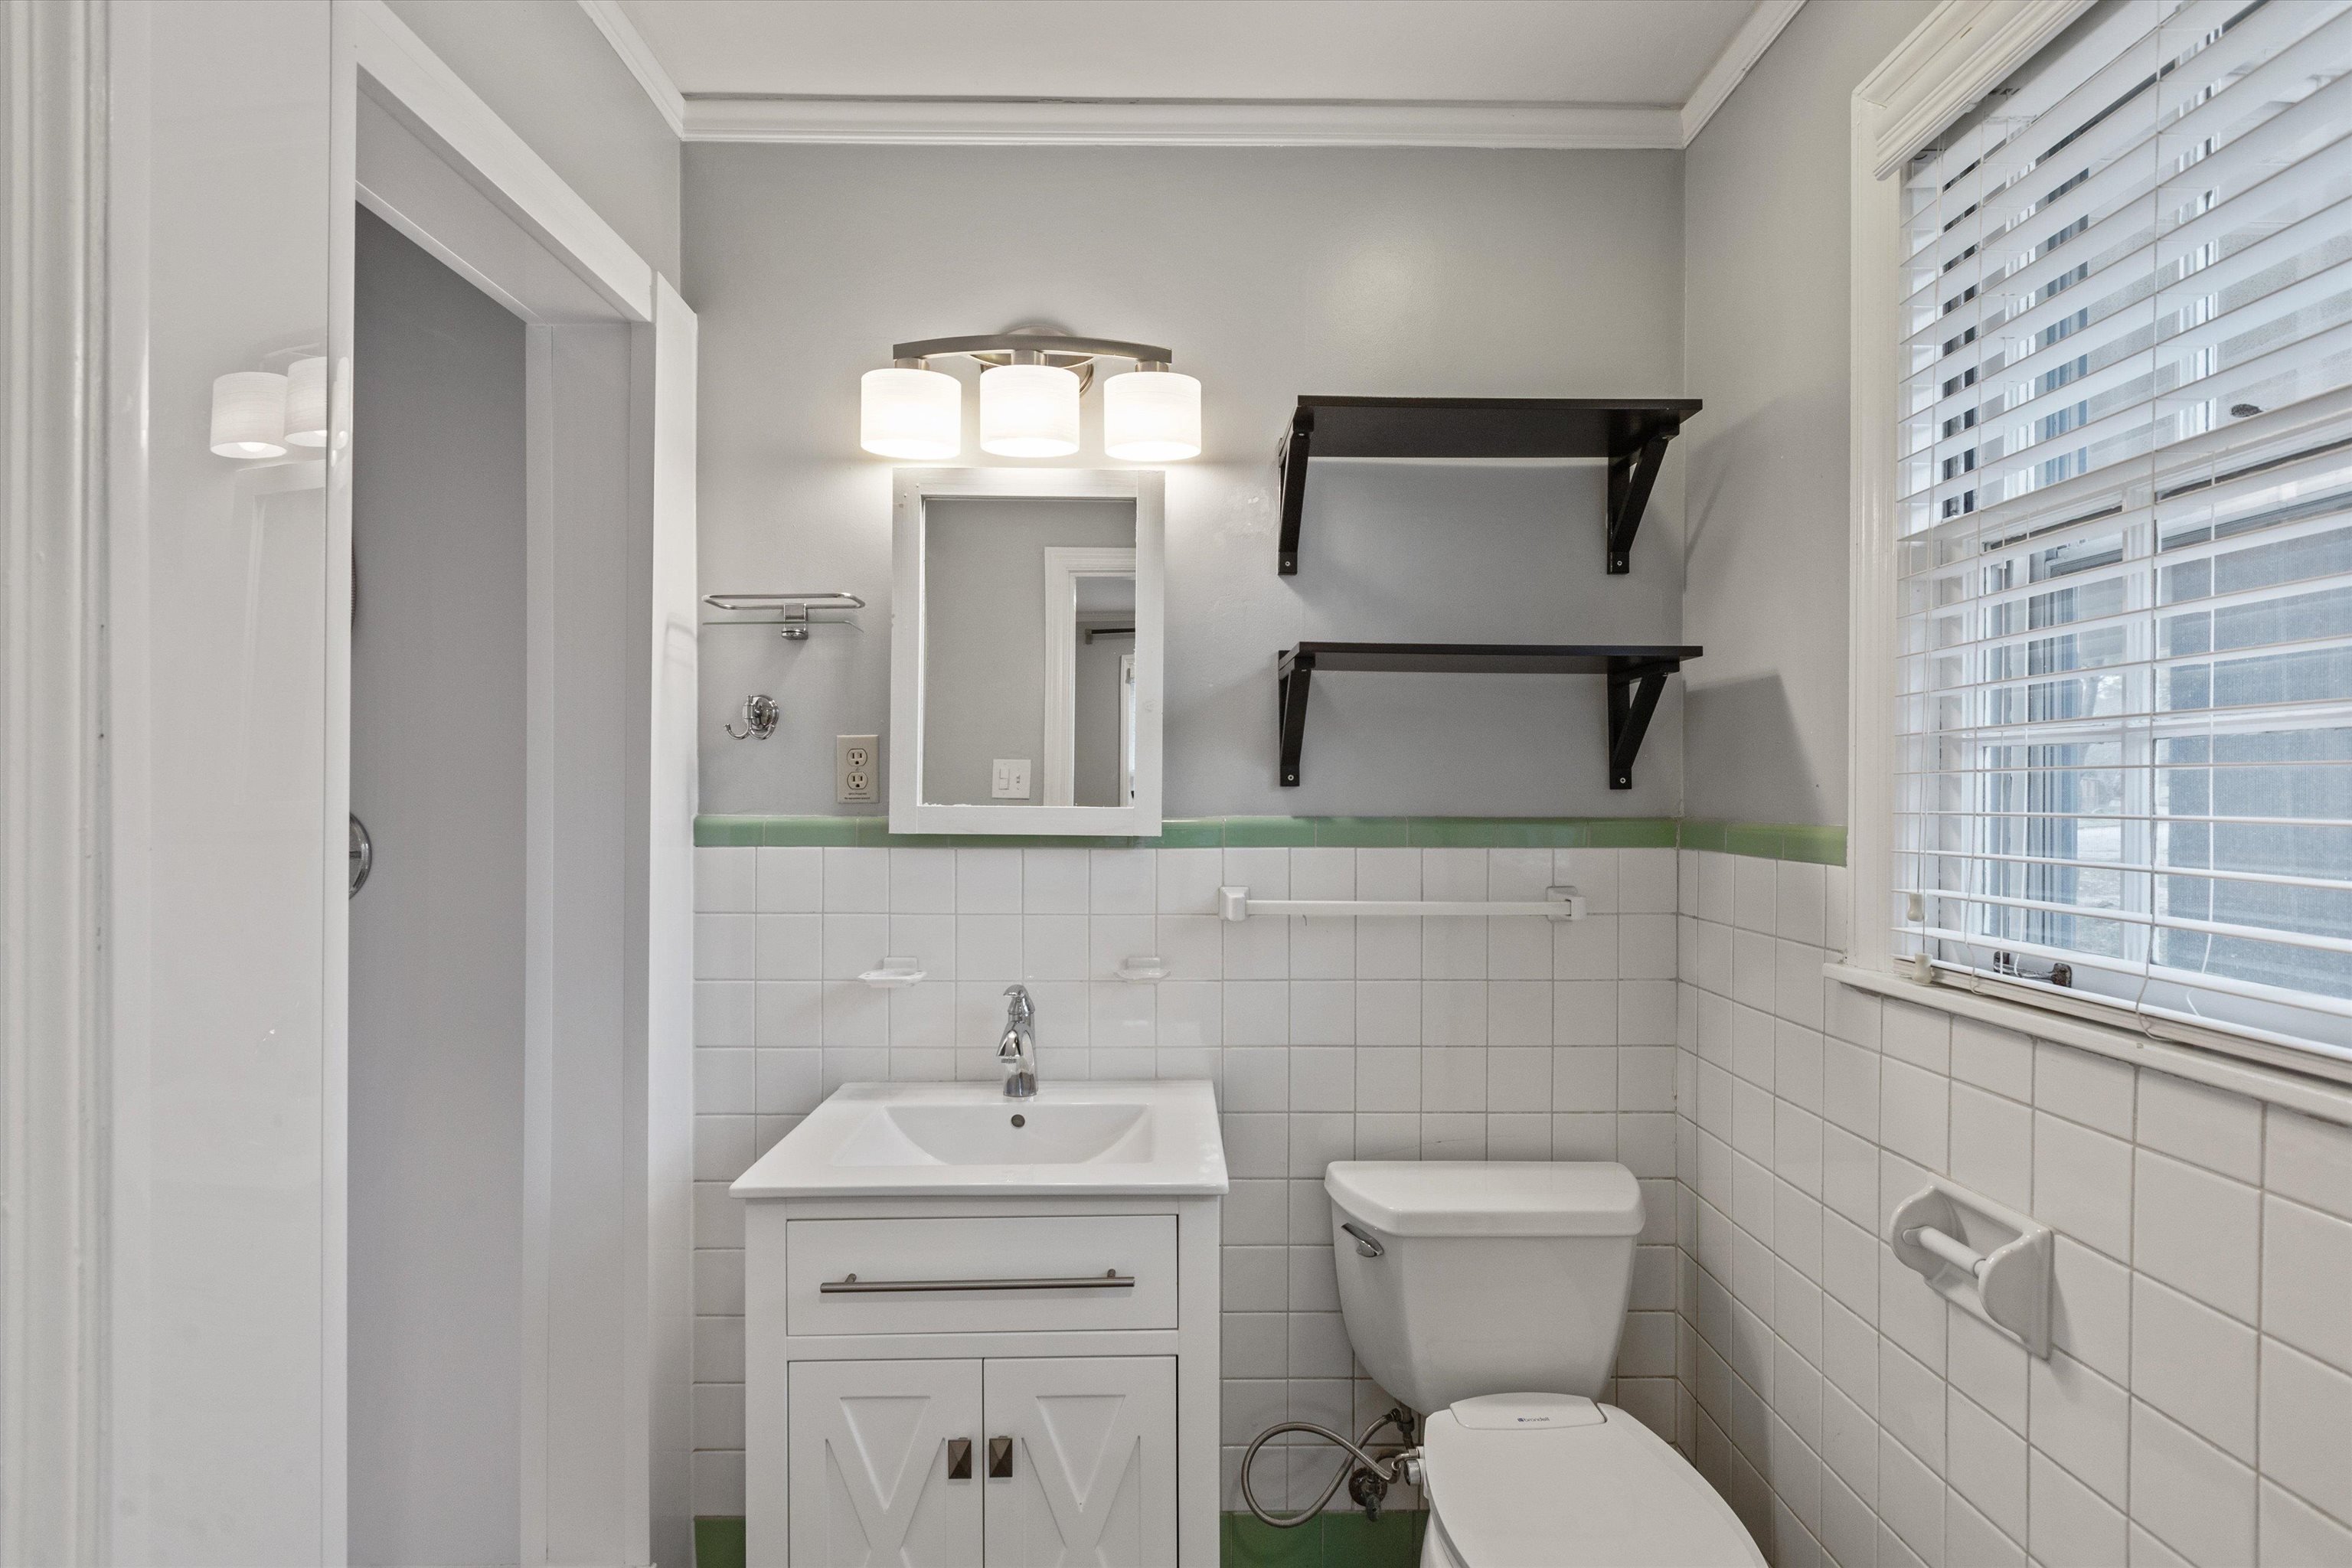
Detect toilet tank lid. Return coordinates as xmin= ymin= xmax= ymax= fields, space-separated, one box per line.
xmin=1325 ymin=1161 xmax=1643 ymax=1237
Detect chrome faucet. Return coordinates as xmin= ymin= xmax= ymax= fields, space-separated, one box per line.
xmin=998 ymin=985 xmax=1037 ymax=1099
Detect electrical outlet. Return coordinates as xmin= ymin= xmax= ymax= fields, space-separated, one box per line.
xmin=991 ymin=758 xmax=1031 ymax=799
xmin=837 ymin=734 xmax=879 ymax=803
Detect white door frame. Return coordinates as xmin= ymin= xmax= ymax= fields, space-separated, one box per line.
xmin=1038 ymin=547 xmax=1136 ymax=808
xmin=7 ymin=2 xmax=695 ymax=1559
xmin=336 ymin=5 xmax=698 ymax=1563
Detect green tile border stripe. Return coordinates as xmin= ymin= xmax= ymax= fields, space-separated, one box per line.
xmin=1677 ymin=818 xmax=1845 ymax=866
xmin=694 ymin=814 xmax=1840 ymax=864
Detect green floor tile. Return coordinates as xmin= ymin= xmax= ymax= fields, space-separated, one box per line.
xmin=693 ymin=1516 xmax=745 ymax=1568
xmin=1222 ymin=1510 xmax=1327 ymax=1566
xmin=1318 ymin=1508 xmax=1426 ymax=1567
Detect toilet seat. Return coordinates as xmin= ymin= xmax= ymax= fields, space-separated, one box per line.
xmin=1419 ymin=1395 xmax=1766 ymax=1568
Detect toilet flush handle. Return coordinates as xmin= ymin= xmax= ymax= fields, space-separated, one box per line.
xmin=1340 ymin=1222 xmax=1383 ymax=1259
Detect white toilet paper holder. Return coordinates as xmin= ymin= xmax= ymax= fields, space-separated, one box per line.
xmin=1886 ymin=1177 xmax=2053 ymax=1357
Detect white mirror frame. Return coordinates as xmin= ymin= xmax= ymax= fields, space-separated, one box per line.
xmin=890 ymin=467 xmax=1165 ymax=836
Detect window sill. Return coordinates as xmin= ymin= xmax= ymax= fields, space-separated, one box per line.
xmin=1824 ymin=959 xmax=2352 ymax=1126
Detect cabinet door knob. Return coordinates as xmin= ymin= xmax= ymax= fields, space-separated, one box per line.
xmin=946 ymin=1438 xmax=972 ymax=1480
xmin=987 ymin=1436 xmax=1013 ymax=1478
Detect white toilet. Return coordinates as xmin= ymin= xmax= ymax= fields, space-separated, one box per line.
xmin=1326 ymin=1161 xmax=1766 ymax=1568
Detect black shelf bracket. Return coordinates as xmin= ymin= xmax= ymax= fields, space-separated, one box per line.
xmin=1606 ymin=658 xmax=1677 ymax=791
xmin=1276 ymin=407 xmax=1313 ymax=576
xmin=1276 ymin=641 xmax=1700 ymax=792
xmin=1273 ymin=397 xmax=1699 ymax=577
xmin=1606 ymin=431 xmax=1674 ymax=575
xmin=1276 ymin=649 xmax=1315 ymax=787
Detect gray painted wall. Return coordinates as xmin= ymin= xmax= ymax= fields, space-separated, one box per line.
xmin=919 ymin=497 xmax=1135 ymax=806
xmin=388 ymin=0 xmax=681 ymax=283
xmin=688 ymin=145 xmax=1690 ymax=819
xmin=1679 ymin=0 xmax=1935 ymax=825
xmin=348 ymin=208 xmax=527 ymax=1565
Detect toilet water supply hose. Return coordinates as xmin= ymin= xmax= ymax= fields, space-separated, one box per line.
xmin=1239 ymin=1407 xmax=1421 ymax=1528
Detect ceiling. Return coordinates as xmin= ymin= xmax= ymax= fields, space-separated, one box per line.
xmin=612 ymin=0 xmax=1763 ymax=109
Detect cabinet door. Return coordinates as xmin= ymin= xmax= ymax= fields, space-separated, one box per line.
xmin=982 ymin=1357 xmax=1176 ymax=1567
xmin=789 ymin=1358 xmax=982 ymax=1566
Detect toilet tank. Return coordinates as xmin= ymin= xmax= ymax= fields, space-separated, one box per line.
xmin=1325 ymin=1161 xmax=1643 ymax=1414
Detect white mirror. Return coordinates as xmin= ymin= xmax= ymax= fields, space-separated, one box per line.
xmin=890 ymin=469 xmax=1164 ymax=835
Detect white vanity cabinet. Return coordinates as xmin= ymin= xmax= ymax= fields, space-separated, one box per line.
xmin=743 ymin=1194 xmax=1221 ymax=1568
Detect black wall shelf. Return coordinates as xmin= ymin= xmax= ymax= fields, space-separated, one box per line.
xmin=1276 ymin=641 xmax=1702 ymax=791
xmin=1276 ymin=397 xmax=1703 ymax=576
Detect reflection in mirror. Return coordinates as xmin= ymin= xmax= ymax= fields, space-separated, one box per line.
xmin=920 ymin=495 xmax=1136 ymax=808
xmin=1071 ymin=573 xmax=1138 ymax=808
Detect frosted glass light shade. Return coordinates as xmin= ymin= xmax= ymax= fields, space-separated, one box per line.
xmin=860 ymin=365 xmax=961 ymax=459
xmin=284 ymin=356 xmax=330 ymax=448
xmin=1103 ymin=368 xmax=1201 ymax=460
xmin=979 ymin=363 xmax=1081 ymax=457
xmin=210 ymin=371 xmax=288 ymax=459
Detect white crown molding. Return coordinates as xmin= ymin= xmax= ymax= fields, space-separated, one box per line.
xmin=1856 ymin=0 xmax=2093 ymax=178
xmin=1681 ymin=0 xmax=1805 ymax=144
xmin=678 ymin=95 xmax=1683 ymax=149
xmin=576 ymin=0 xmax=684 ymax=138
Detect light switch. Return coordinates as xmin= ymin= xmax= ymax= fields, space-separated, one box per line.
xmin=991 ymin=758 xmax=1031 ymax=799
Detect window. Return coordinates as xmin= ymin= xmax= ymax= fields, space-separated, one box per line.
xmin=1893 ymin=0 xmax=2352 ymax=1067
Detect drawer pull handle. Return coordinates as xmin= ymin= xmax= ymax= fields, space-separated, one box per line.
xmin=988 ymin=1436 xmax=1014 ymax=1479
xmin=820 ymin=1269 xmax=1134 ymax=1294
xmin=946 ymin=1438 xmax=972 ymax=1480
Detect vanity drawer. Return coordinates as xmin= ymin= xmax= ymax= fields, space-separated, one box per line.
xmin=786 ymin=1214 xmax=1177 ymax=1336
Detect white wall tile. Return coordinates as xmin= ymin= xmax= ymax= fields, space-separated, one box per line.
xmin=1949 ymin=1020 xmax=2032 ymax=1102
xmin=2261 ymin=1195 xmax=2352 ymax=1373
xmin=2028 ymin=1448 xmax=2125 ymax=1568
xmin=2034 ymin=1112 xmax=2135 ymax=1262
xmin=2050 ymin=1237 xmax=2132 ymax=1383
xmin=2029 ymin=1351 xmax=2129 ymax=1506
xmin=1880 ymin=1059 xmax=1950 ymax=1174
xmin=696 ymin=845 xmax=756 ymax=912
xmin=2128 ymin=1401 xmax=2256 ymax=1568
xmin=2133 ymin=1150 xmax=2259 ymax=1321
xmin=2262 ymin=1477 xmax=2352 ymax=1566
xmin=2265 ymin=1109 xmax=2352 ymax=1223
xmin=822 ymin=847 xmax=890 ymax=912
xmin=1734 ymin=856 xmax=1778 ymax=933
xmin=694 ymin=913 xmax=754 ymax=980
xmin=2135 ymin=1072 xmax=2262 ymax=1184
xmin=2260 ymin=1339 xmax=2352 ymax=1523
xmin=2034 ymin=1042 xmax=2135 ymax=1137
xmin=1089 ymin=848 xmax=1155 ymax=913
xmin=2130 ymin=1276 xmax=2257 ymax=1462
xmin=1949 ymin=1084 xmax=2030 ymax=1212
xmin=755 ymin=846 xmax=822 ymax=912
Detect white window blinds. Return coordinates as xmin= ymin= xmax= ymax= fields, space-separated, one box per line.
xmin=1894 ymin=0 xmax=2352 ymax=1070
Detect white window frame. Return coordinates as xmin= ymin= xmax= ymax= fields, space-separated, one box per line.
xmin=1838 ymin=0 xmax=2352 ymax=1110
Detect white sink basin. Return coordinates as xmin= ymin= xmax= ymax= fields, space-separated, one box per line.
xmin=731 ymin=1080 xmax=1228 ymax=1198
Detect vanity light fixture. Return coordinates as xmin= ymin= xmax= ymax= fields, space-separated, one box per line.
xmin=860 ymin=361 xmax=962 ymax=459
xmin=859 ymin=325 xmax=1198 ymax=462
xmin=283 ymin=356 xmax=331 ymax=449
xmin=209 ymin=370 xmax=289 ymax=459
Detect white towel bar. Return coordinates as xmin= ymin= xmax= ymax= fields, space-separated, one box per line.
xmin=1217 ymin=886 xmax=1586 ymax=922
